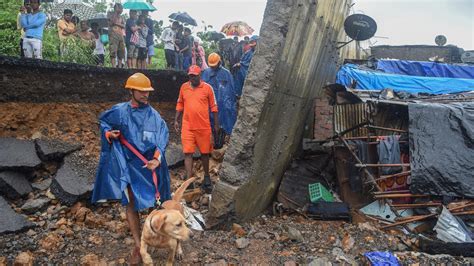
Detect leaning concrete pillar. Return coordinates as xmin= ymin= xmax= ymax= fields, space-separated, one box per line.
xmin=209 ymin=0 xmax=353 ymax=222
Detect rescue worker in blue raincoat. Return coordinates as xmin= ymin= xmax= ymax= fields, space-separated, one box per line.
xmin=91 ymin=72 xmax=171 ymax=264
xmin=201 ymin=52 xmax=237 ymax=135
xmin=233 ymin=35 xmax=259 ymax=97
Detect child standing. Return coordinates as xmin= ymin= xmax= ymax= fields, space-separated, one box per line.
xmin=136 ymin=15 xmax=148 ymax=69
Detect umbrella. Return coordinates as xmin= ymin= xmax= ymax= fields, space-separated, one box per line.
xmin=168 ymin=12 xmax=197 ymax=26
xmin=123 ymin=0 xmax=156 ymax=11
xmin=220 ymin=21 xmax=254 ymax=36
xmin=206 ymin=31 xmax=226 ymax=41
xmin=51 ymin=0 xmax=97 ymax=21
xmin=87 ymin=13 xmax=108 ymax=28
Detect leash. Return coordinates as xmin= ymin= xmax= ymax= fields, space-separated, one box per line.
xmin=119 ymin=134 xmax=161 ymax=206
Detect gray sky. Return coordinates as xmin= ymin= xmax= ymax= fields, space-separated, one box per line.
xmin=149 ymin=0 xmax=267 ymax=37
xmin=147 ymin=0 xmax=473 ymax=49
xmin=355 ymin=0 xmax=474 ymax=50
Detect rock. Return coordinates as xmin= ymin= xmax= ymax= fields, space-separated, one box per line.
xmin=56 ymin=218 xmax=67 ymax=227
xmin=31 ymin=178 xmax=52 ymax=191
xmin=0 ymin=138 xmax=42 ymax=170
xmin=254 ymin=231 xmax=271 ymax=239
xmin=21 ymin=198 xmax=50 ymax=214
xmin=45 ymin=189 xmax=56 ymax=200
xmin=397 ymin=243 xmax=409 ymax=251
xmin=284 ymin=261 xmax=297 ymax=266
xmin=165 ymin=143 xmax=185 ymax=168
xmin=26 ymin=229 xmax=36 ymax=236
xmin=74 ymin=207 xmax=91 ymax=222
xmin=50 ymin=153 xmax=93 ymax=206
xmin=211 ymin=147 xmax=227 ymax=161
xmin=235 ymin=237 xmax=250 ymax=249
xmin=0 ymin=196 xmax=34 ymax=234
xmin=0 ymin=171 xmax=32 ymax=200
xmin=34 ymin=139 xmax=82 ymax=161
xmin=286 ymin=226 xmax=304 ymax=242
xmin=232 ymin=223 xmax=246 ymax=237
xmin=80 ymin=254 xmax=107 ymax=266
xmin=200 ymin=195 xmax=210 ymax=206
xmin=309 ymin=257 xmax=332 ymax=266
xmin=84 ymin=213 xmax=104 ymax=228
xmin=342 ymin=233 xmax=355 ymax=252
xmin=358 ymin=222 xmax=378 ymax=232
xmin=0 ymin=257 xmax=6 ymax=266
xmin=14 ymin=251 xmax=34 ymax=266
xmin=331 ymin=247 xmax=344 ymax=257
xmin=205 ymin=259 xmax=227 ymax=266
xmin=39 ymin=233 xmax=63 ymax=251
xmin=88 ymin=235 xmax=103 ymax=245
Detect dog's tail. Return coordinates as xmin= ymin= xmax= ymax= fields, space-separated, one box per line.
xmin=173 ymin=177 xmax=197 ymax=202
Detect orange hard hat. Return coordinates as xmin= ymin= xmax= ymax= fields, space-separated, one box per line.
xmin=208 ymin=53 xmax=221 ymax=67
xmin=188 ymin=65 xmax=201 ymax=75
xmin=125 ymin=73 xmax=154 ymax=91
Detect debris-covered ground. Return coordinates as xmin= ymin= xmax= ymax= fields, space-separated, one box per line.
xmin=0 ymin=103 xmax=473 ymax=265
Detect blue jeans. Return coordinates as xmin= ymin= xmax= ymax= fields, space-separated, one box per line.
xmin=183 ymin=55 xmax=192 ymax=71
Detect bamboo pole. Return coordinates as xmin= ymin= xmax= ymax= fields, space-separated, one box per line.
xmin=356 ymin=163 xmax=410 ymax=168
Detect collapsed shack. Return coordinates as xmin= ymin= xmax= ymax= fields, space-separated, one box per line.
xmin=283 ymin=85 xmax=474 ymax=256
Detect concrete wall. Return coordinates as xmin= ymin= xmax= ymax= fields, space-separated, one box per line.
xmin=0 ymin=56 xmax=187 ymax=103
xmin=209 ymin=0 xmax=353 ymax=222
xmin=370 ymin=45 xmax=463 ymax=63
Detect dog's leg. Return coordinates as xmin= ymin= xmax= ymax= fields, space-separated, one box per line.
xmin=166 ymin=239 xmax=178 ymax=266
xmin=175 ymin=241 xmax=183 ymax=261
xmin=140 ymin=238 xmax=153 ymax=266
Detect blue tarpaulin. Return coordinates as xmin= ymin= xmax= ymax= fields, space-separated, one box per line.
xmin=336 ymin=64 xmax=474 ymax=94
xmin=377 ymin=59 xmax=474 ymax=79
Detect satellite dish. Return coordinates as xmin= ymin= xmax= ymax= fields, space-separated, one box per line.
xmin=435 ymin=35 xmax=447 ymax=46
xmin=461 ymin=51 xmax=474 ymax=63
xmin=344 ymin=14 xmax=377 ymax=41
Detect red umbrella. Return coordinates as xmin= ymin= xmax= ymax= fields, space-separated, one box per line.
xmin=220 ymin=21 xmax=254 ymax=36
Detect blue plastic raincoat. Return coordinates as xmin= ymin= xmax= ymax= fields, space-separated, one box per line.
xmin=233 ymin=48 xmax=255 ymax=96
xmin=91 ymin=102 xmax=171 ymax=211
xmin=201 ymin=65 xmax=237 ymax=135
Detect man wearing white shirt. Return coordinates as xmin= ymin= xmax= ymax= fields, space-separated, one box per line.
xmin=160 ymin=21 xmax=179 ymax=69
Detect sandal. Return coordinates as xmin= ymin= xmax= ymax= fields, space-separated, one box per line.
xmin=201 ymin=175 xmax=213 ymax=194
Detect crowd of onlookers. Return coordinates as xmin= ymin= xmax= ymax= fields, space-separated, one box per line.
xmin=17 ymin=0 xmax=257 ymax=73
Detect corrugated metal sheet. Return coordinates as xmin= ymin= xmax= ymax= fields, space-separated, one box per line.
xmin=334 ymin=103 xmax=368 ymax=137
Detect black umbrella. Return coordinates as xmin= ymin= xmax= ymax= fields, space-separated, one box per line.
xmin=87 ymin=13 xmax=108 ymax=28
xmin=207 ymin=31 xmax=226 ymax=41
xmin=168 ymin=12 xmax=197 ymax=26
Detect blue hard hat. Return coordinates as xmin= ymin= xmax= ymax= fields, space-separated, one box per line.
xmin=250 ymin=35 xmax=259 ymax=41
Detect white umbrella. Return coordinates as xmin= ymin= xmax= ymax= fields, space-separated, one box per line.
xmin=51 ymin=0 xmax=97 ymax=21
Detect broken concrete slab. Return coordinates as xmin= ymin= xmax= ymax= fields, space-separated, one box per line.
xmin=0 ymin=171 xmax=32 ymax=199
xmin=166 ymin=142 xmax=185 ymax=168
xmin=0 ymin=196 xmax=34 ymax=234
xmin=31 ymin=178 xmax=52 ymax=191
xmin=21 ymin=197 xmax=51 ymax=214
xmin=50 ymin=153 xmax=94 ymax=206
xmin=35 ymin=139 xmax=82 ymax=161
xmin=0 ymin=138 xmax=42 ymax=170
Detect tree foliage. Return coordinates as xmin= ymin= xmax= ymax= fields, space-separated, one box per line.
xmin=0 ymin=0 xmax=22 ymax=56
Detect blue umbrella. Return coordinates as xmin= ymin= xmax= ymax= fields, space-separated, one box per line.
xmin=123 ymin=0 xmax=156 ymax=11
xmin=168 ymin=12 xmax=197 ymax=26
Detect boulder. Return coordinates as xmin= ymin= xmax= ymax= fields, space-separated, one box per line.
xmin=50 ymin=153 xmax=93 ymax=206
xmin=34 ymin=139 xmax=82 ymax=161
xmin=165 ymin=143 xmax=185 ymax=168
xmin=0 ymin=196 xmax=34 ymax=234
xmin=31 ymin=178 xmax=52 ymax=191
xmin=0 ymin=171 xmax=32 ymax=199
xmin=0 ymin=138 xmax=41 ymax=170
xmin=21 ymin=197 xmax=50 ymax=214
xmin=235 ymin=237 xmax=250 ymax=249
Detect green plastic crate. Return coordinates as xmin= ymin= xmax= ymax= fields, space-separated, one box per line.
xmin=308 ymin=183 xmax=334 ymax=203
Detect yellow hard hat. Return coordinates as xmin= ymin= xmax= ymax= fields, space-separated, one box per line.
xmin=208 ymin=53 xmax=221 ymax=67
xmin=125 ymin=73 xmax=154 ymax=91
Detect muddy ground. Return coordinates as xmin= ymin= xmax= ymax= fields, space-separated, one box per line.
xmin=0 ymin=102 xmax=472 ymax=265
